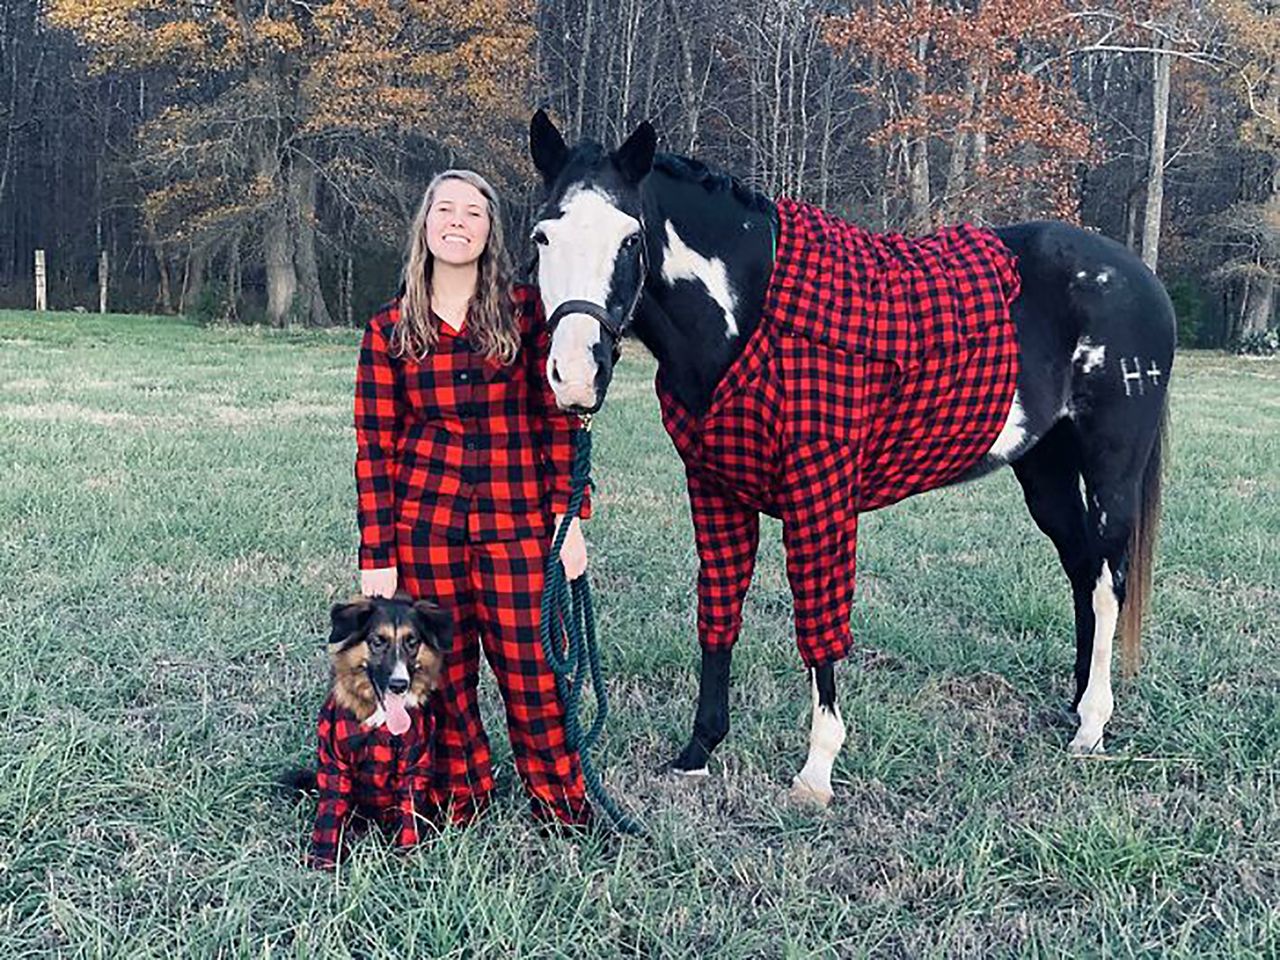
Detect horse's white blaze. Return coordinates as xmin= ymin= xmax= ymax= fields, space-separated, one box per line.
xmin=535 ymin=186 xmax=641 ymax=406
xmin=790 ymin=673 xmax=846 ymax=806
xmin=1071 ymin=560 xmax=1118 ymax=754
xmin=987 ymin=389 xmax=1030 ymax=461
xmin=1073 ymin=336 xmax=1106 ymax=375
xmin=660 ymin=220 xmax=740 ymax=338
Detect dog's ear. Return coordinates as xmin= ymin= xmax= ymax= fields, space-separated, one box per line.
xmin=329 ymin=598 xmax=375 ymax=649
xmin=411 ymin=599 xmax=453 ymax=653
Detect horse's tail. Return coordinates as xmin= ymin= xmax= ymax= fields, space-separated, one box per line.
xmin=1120 ymin=403 xmax=1167 ymax=678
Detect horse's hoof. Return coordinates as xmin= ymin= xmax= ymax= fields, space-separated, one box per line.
xmin=657 ymin=760 xmax=710 ymax=779
xmin=789 ymin=775 xmax=834 ymax=808
xmin=1068 ymin=733 xmax=1105 ymax=756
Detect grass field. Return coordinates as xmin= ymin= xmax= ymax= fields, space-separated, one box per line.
xmin=0 ymin=309 xmax=1277 ymax=959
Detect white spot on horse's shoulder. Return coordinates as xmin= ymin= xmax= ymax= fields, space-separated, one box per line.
xmin=1072 ymin=337 xmax=1106 ymax=375
xmin=987 ymin=390 xmax=1029 ymax=461
xmin=660 ymin=220 xmax=740 ymax=339
xmin=1075 ymin=270 xmax=1089 ymax=280
xmin=1095 ymin=268 xmax=1113 ymax=284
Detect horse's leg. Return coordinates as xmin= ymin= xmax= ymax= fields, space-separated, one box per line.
xmin=789 ymin=664 xmax=845 ymax=806
xmin=1070 ymin=391 xmax=1166 ymax=753
xmin=1011 ymin=421 xmax=1103 ymax=735
xmin=666 ymin=647 xmax=732 ymax=776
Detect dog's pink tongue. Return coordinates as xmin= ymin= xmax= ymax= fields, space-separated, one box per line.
xmin=385 ymin=693 xmax=411 ymax=736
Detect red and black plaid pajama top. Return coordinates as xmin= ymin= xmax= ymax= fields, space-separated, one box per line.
xmin=658 ymin=198 xmax=1022 ymax=668
xmin=310 ymin=693 xmax=433 ymax=869
xmin=354 ymin=284 xmax=592 ymax=825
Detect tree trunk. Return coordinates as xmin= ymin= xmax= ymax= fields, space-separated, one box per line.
xmin=180 ymin=245 xmax=205 ymax=315
xmin=1240 ymin=274 xmax=1276 ymax=337
xmin=225 ymin=232 xmax=242 ymax=323
xmin=147 ymin=225 xmax=173 ymax=314
xmin=344 ymin=252 xmax=353 ymax=327
xmin=291 ymin=160 xmax=331 ymax=327
xmin=263 ymin=198 xmax=295 ymax=326
xmin=1141 ymin=32 xmax=1171 ymax=272
xmin=572 ymin=0 xmax=595 ymax=139
xmin=662 ymin=0 xmax=700 ymax=153
xmin=943 ymin=67 xmax=977 ymax=222
xmin=907 ymin=34 xmax=932 ymax=233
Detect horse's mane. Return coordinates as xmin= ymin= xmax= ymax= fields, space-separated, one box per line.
xmin=651 ymin=153 xmax=774 ymax=216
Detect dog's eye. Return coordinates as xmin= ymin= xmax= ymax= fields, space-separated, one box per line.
xmin=368 ymin=636 xmax=387 ymax=650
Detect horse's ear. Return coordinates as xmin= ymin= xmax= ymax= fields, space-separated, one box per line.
xmin=612 ymin=120 xmax=656 ymax=185
xmin=530 ymin=109 xmax=569 ymax=185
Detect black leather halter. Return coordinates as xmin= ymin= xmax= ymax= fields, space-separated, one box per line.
xmin=544 ymin=227 xmax=649 ymax=352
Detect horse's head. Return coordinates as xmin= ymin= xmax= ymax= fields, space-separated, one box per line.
xmin=529 ymin=109 xmax=655 ymax=413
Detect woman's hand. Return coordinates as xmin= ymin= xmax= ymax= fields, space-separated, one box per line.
xmin=554 ymin=514 xmax=588 ymax=580
xmin=361 ymin=566 xmax=398 ymax=598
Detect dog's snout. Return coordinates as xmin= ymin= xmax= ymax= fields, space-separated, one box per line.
xmin=388 ymin=676 xmax=409 ymax=695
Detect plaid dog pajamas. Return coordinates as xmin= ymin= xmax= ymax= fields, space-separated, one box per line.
xmin=659 ymin=198 xmax=1023 ymax=667
xmin=310 ymin=694 xmax=433 ymax=869
xmin=354 ymin=285 xmax=590 ymax=825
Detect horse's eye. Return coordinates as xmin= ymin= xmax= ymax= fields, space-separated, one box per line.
xmin=622 ymin=233 xmax=640 ymax=248
xmin=531 ymin=229 xmax=549 ymax=246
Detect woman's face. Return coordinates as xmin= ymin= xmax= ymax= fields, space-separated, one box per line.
xmin=424 ymin=179 xmax=491 ymax=267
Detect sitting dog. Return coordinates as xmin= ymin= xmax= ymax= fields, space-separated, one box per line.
xmin=293 ymin=595 xmax=451 ymax=869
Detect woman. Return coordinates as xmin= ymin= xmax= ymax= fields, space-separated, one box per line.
xmin=354 ymin=169 xmax=591 ymax=826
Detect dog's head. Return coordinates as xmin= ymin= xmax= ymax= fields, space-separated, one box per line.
xmin=327 ymin=596 xmax=451 ymax=726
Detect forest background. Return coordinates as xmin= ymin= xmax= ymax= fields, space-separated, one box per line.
xmin=1 ymin=0 xmax=1276 ymax=350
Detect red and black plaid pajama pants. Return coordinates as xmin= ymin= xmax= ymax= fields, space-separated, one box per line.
xmin=396 ymin=527 xmax=590 ymax=826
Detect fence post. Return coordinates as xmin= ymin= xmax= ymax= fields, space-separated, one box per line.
xmin=35 ymin=250 xmax=47 ymax=311
xmin=99 ymin=250 xmax=109 ymax=314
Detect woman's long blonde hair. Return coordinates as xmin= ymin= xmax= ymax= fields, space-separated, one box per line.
xmin=394 ymin=169 xmax=520 ymax=364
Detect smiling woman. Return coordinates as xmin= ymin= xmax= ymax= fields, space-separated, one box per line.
xmin=346 ymin=169 xmax=597 ymax=831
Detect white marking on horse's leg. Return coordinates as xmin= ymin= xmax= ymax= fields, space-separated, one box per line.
xmin=986 ymin=389 xmax=1029 ymax=462
xmin=790 ymin=671 xmax=846 ymax=807
xmin=660 ymin=221 xmax=740 ymax=338
xmin=672 ymin=766 xmax=710 ymax=779
xmin=1071 ymin=560 xmax=1118 ymax=755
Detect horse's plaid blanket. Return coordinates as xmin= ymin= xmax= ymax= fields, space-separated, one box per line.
xmin=657 ymin=198 xmax=1022 ymax=667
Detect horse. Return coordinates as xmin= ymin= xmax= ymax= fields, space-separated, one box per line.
xmin=526 ymin=109 xmax=1173 ymax=806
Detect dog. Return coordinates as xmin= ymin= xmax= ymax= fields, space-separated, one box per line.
xmin=285 ymin=595 xmax=452 ymax=869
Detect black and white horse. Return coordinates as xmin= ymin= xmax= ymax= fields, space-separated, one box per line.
xmin=528 ymin=111 xmax=1173 ymax=804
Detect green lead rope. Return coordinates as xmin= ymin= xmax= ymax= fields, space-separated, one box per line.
xmin=539 ymin=422 xmax=645 ymax=836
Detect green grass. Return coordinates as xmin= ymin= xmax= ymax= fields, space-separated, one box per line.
xmin=1 ymin=309 xmax=1277 ymax=958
